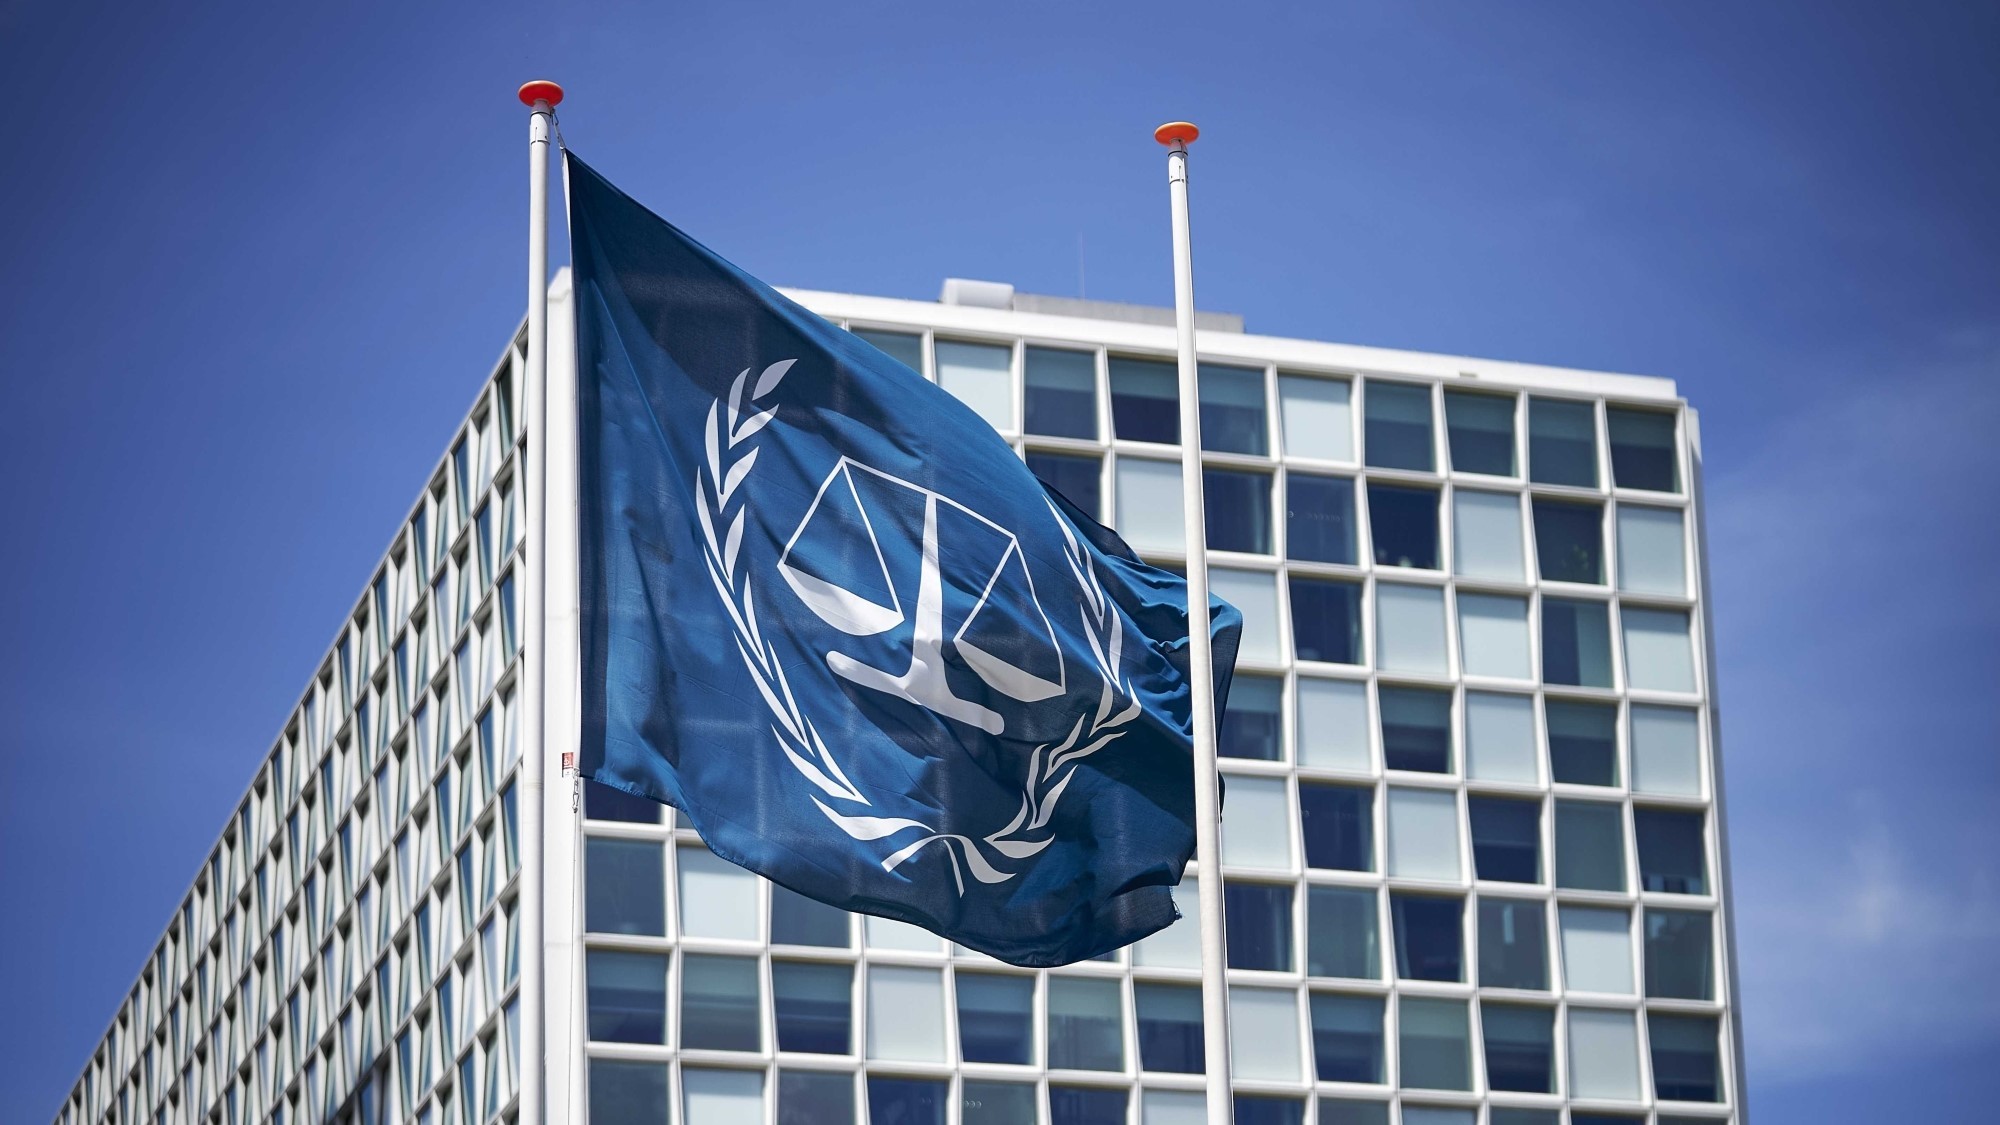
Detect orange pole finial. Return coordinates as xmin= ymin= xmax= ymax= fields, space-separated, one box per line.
xmin=1154 ymin=121 xmax=1200 ymax=146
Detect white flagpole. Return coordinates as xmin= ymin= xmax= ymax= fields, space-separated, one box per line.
xmin=1157 ymin=120 xmax=1234 ymax=1123
xmin=516 ymin=77 xmax=563 ymax=1125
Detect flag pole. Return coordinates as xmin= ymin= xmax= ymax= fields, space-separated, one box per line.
xmin=516 ymin=77 xmax=563 ymax=1125
xmin=1157 ymin=119 xmax=1234 ymax=1123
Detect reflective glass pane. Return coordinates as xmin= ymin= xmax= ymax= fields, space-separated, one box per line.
xmin=1307 ymin=886 xmax=1381 ymax=979
xmin=1607 ymin=408 xmax=1680 ymax=493
xmin=867 ymin=1076 xmax=947 ymax=1125
xmin=1143 ymin=1090 xmax=1207 ymax=1125
xmin=1290 ymin=578 xmax=1362 ymax=664
xmin=682 ymin=1068 xmax=763 ymax=1125
xmin=1048 ymin=976 xmax=1123 ymax=1070
xmin=1221 ymin=776 xmax=1293 ymax=870
xmin=1458 ymin=593 xmax=1531 ymax=680
xmin=956 ymin=972 xmax=1033 ymax=1065
xmin=1400 ymin=1110 xmax=1474 ymax=1125
xmin=1444 ymin=390 xmax=1516 ymax=475
xmin=590 ymin=1060 xmax=669 ymax=1125
xmin=866 ymin=915 xmax=941 ymax=952
xmin=1478 ymin=898 xmax=1549 ymax=990
xmin=1279 ymin=373 xmax=1354 ymax=461
xmin=1317 ymin=1102 xmax=1389 ymax=1125
xmin=1649 ymin=1013 xmax=1723 ymax=1102
xmin=678 ymin=845 xmax=757 ymax=941
xmin=772 ymin=961 xmax=851 ymax=1054
xmin=586 ymin=950 xmax=667 ymax=1044
xmin=1220 ymin=675 xmax=1282 ymax=760
xmin=1109 ymin=356 xmax=1178 ymax=443
xmin=1212 ymin=569 xmax=1281 ymax=664
xmin=584 ymin=779 xmax=660 ymax=824
xmin=1363 ymin=382 xmax=1434 ymax=471
xmin=1375 ymin=584 xmax=1448 ymax=675
xmin=1225 ymin=882 xmax=1294 ymax=971
xmin=777 ymin=1070 xmax=854 ymax=1125
xmin=1533 ymin=500 xmax=1604 ymax=584
xmin=1391 ymin=894 xmax=1464 ymax=981
xmin=1453 ymin=490 xmax=1524 ymax=581
xmin=1559 ymin=906 xmax=1634 ymax=994
xmin=1616 ymin=505 xmax=1686 ymax=595
xmin=1114 ymin=459 xmax=1184 ymax=555
xmin=1631 ymin=705 xmax=1701 ymax=797
xmin=1568 ymin=1008 xmax=1642 ymax=1101
xmin=1051 ymin=1085 xmax=1127 ymax=1125
xmin=1379 ymin=686 xmax=1452 ymax=773
xmin=1465 ymin=691 xmax=1537 ymax=783
xmin=1482 ymin=1003 xmax=1556 ymax=1093
xmin=1136 ymin=982 xmax=1205 ymax=1073
xmin=1555 ymin=801 xmax=1627 ymax=892
xmin=1636 ymin=808 xmax=1708 ymax=894
xmin=1645 ymin=908 xmax=1715 ymax=1000
xmin=1387 ymin=788 xmax=1461 ymax=882
xmin=1200 ymin=362 xmax=1268 ymax=455
xmin=1468 ymin=796 xmax=1541 ymax=883
xmin=867 ymin=966 xmax=945 ymax=1062
xmin=681 ymin=954 xmax=761 ymax=1052
xmin=1024 ymin=346 xmax=1097 ymax=439
xmin=1397 ymin=996 xmax=1471 ymax=1090
xmin=1542 ymin=598 xmax=1613 ymax=688
xmin=585 ymin=838 xmax=663 ymax=936
xmin=1206 ymin=468 xmax=1273 ymax=553
xmin=1296 ymin=677 xmax=1370 ymax=770
xmin=1235 ymin=1097 xmax=1305 ymax=1125
xmin=1286 ymin=473 xmax=1358 ymax=564
xmin=1027 ymin=452 xmax=1102 ymax=522
xmin=965 ymin=1081 xmax=1039 ymax=1125
xmin=936 ymin=340 xmax=1014 ymax=433
xmin=1546 ymin=699 xmax=1619 ymax=786
xmin=854 ymin=329 xmax=923 ymax=375
xmin=1134 ymin=879 xmax=1200 ymax=968
xmin=1528 ymin=398 xmax=1597 ymax=487
xmin=1299 ymin=783 xmax=1372 ymax=871
xmin=1367 ymin=484 xmax=1440 ymax=569
xmin=1230 ymin=986 xmax=1302 ymax=1080
xmin=1309 ymin=993 xmax=1383 ymax=1082
xmin=769 ymin=883 xmax=850 ymax=948
xmin=1622 ymin=608 xmax=1697 ymax=693
xmin=1488 ymin=1111 xmax=1560 ymax=1125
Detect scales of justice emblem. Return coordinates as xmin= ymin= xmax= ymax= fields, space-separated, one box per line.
xmin=696 ymin=358 xmax=1143 ymax=890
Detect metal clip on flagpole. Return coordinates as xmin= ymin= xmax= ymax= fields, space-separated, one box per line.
xmin=517 ymin=77 xmax=564 ymax=1125
xmin=1157 ymin=120 xmax=1234 ymax=1124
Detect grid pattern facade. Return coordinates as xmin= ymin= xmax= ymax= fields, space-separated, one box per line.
xmin=57 ymin=339 xmax=533 ymax=1125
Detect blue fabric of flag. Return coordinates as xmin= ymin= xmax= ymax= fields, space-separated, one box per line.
xmin=567 ymin=152 xmax=1240 ymax=967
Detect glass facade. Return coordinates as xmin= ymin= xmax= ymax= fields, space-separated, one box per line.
xmin=61 ymin=285 xmax=1737 ymax=1125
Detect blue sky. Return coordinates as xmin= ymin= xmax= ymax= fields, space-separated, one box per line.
xmin=2 ymin=0 xmax=1995 ymax=1120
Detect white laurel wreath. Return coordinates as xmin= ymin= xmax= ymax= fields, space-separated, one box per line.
xmin=692 ymin=358 xmax=1142 ymax=894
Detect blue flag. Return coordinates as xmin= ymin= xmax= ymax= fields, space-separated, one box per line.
xmin=568 ymin=152 xmax=1240 ymax=967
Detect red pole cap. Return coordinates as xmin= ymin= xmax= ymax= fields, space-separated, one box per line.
xmin=519 ymin=80 xmax=565 ymax=108
xmin=1153 ymin=121 xmax=1199 ymax=146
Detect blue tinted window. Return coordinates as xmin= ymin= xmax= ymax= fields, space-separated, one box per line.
xmin=1607 ymin=407 xmax=1679 ymax=493
xmin=680 ymin=954 xmax=761 ymax=1051
xmin=1533 ymin=500 xmax=1604 ymax=584
xmin=584 ymin=779 xmax=659 ymax=823
xmin=1219 ymin=675 xmax=1282 ymax=760
xmin=772 ymin=961 xmax=850 ymax=1054
xmin=1205 ymin=467 xmax=1273 ymax=553
xmin=770 ymin=883 xmax=849 ymax=947
xmin=1308 ymin=886 xmax=1381 ymax=979
xmin=964 ymin=1081 xmax=1038 ymax=1125
xmin=1391 ymin=894 xmax=1464 ymax=981
xmin=590 ymin=1060 xmax=668 ymax=1125
xmin=1367 ymin=483 xmax=1440 ymax=569
xmin=585 ymin=950 xmax=666 ymax=1044
xmin=1541 ymin=598 xmax=1613 ymax=688
xmin=1482 ymin=1004 xmax=1555 ymax=1092
xmin=1286 ymin=474 xmax=1357 ymax=564
xmin=1225 ymin=882 xmax=1294 ymax=971
xmin=1556 ymin=801 xmax=1627 ymax=892
xmin=956 ymin=972 xmax=1033 ymax=1065
xmin=1478 ymin=898 xmax=1548 ymax=990
xmin=1468 ymin=797 xmax=1541 ymax=883
xmin=1200 ymin=363 xmax=1268 ymax=455
xmin=1027 ymin=452 xmax=1102 ymax=521
xmin=585 ymin=838 xmax=662 ymax=936
xmin=1051 ymin=1086 xmax=1128 ymax=1125
xmin=1444 ymin=391 xmax=1516 ymax=475
xmin=1649 ymin=1013 xmax=1723 ymax=1102
xmin=1488 ymin=1111 xmax=1560 ymax=1125
xmin=1047 ymin=976 xmax=1122 ymax=1071
xmin=1645 ymin=908 xmax=1715 ymax=1000
xmin=1364 ymin=382 xmax=1434 ymax=471
xmin=1136 ymin=983 xmax=1204 ymax=1073
xmin=1310 ymin=993 xmax=1383 ymax=1082
xmin=1379 ymin=686 xmax=1452 ymax=773
xmin=1318 ymin=1101 xmax=1389 ymax=1125
xmin=1528 ymin=397 xmax=1597 ymax=487
xmin=1024 ymin=347 xmax=1097 ymax=439
xmin=1546 ymin=699 xmax=1618 ymax=786
xmin=1290 ymin=578 xmax=1362 ymax=664
xmin=867 ymin=1076 xmax=947 ymax=1125
xmin=1299 ymin=783 xmax=1372 ymax=871
xmin=1236 ymin=1096 xmax=1306 ymax=1125
xmin=1397 ymin=997 xmax=1472 ymax=1091
xmin=779 ymin=1071 xmax=852 ymax=1125
xmin=1109 ymin=356 xmax=1178 ymax=443
xmin=853 ymin=329 xmax=923 ymax=375
xmin=1636 ymin=808 xmax=1708 ymax=895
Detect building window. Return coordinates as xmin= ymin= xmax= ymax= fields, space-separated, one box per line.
xmin=584 ymin=838 xmax=663 ymax=937
xmin=1308 ymin=886 xmax=1381 ymax=979
xmin=1546 ymin=699 xmax=1619 ymax=786
xmin=1649 ymin=1013 xmax=1724 ymax=1102
xmin=1477 ymin=898 xmax=1549 ymax=990
xmin=1134 ymin=880 xmax=1200 ymax=969
xmin=678 ymin=845 xmax=758 ymax=941
xmin=1317 ymin=1102 xmax=1389 ymax=1125
xmin=1200 ymin=363 xmax=1268 ymax=455
xmin=769 ymin=883 xmax=849 ymax=948
xmin=1468 ymin=796 xmax=1541 ymax=883
xmin=1219 ymin=675 xmax=1282 ymax=760
xmin=1379 ymin=686 xmax=1452 ymax=773
xmin=1645 ymin=908 xmax=1715 ymax=1000
xmin=1136 ymin=982 xmax=1205 ymax=1073
xmin=1397 ymin=996 xmax=1472 ymax=1091
xmin=1441 ymin=390 xmax=1515 ymax=476
xmin=1229 ymin=986 xmax=1303 ymax=1081
xmin=867 ymin=914 xmax=940 ymax=952
xmin=1024 ymin=346 xmax=1097 ymax=439
xmin=1607 ymin=408 xmax=1680 ymax=493
xmin=1221 ymin=775 xmax=1294 ymax=870
xmin=1113 ymin=458 xmax=1184 ymax=555
xmin=1533 ymin=499 xmax=1604 ymax=584
xmin=1050 ymin=1086 xmax=1128 ymax=1125
xmin=772 ymin=961 xmax=851 ymax=1054
xmin=867 ymin=966 xmax=946 ymax=1062
xmin=1622 ymin=607 xmax=1697 ymax=693
xmin=779 ymin=1072 xmax=853 ymax=1125
xmin=935 ymin=340 xmax=1015 ymax=433
xmin=1542 ymin=598 xmax=1614 ymax=688
xmin=1300 ymin=783 xmax=1373 ymax=871
xmin=1559 ymin=906 xmax=1635 ymax=994
xmin=1391 ymin=894 xmax=1464 ymax=981
xmin=1212 ymin=568 xmax=1281 ymax=665
xmin=956 ymin=972 xmax=1033 ymax=1065
xmin=1296 ymin=677 xmax=1370 ymax=771
xmin=1235 ymin=1097 xmax=1306 ymax=1125
xmin=1279 ymin=373 xmax=1354 ymax=462
xmin=1488 ymin=1112 xmax=1560 ymax=1125
xmin=867 ymin=1077 xmax=946 ymax=1125
xmin=1387 ymin=787 xmax=1462 ymax=882
xmin=683 ymin=1067 xmax=764 ymax=1124
xmin=1453 ymin=490 xmax=1524 ymax=581
xmin=1289 ymin=577 xmax=1362 ymax=664
xmin=1635 ymin=808 xmax=1709 ymax=894
xmin=1366 ymin=483 xmax=1440 ymax=569
xmin=1205 ymin=468 xmax=1273 ymax=553
xmin=1615 ymin=505 xmax=1686 ymax=595
xmin=853 ymin=329 xmax=922 ymax=375
xmin=1528 ymin=398 xmax=1598 ymax=487
xmin=1286 ymin=473 xmax=1358 ymax=564
xmin=585 ymin=950 xmax=667 ymax=1044
xmin=1375 ymin=584 xmax=1448 ymax=675
xmin=1567 ymin=1008 xmax=1642 ymax=1101
xmin=1631 ymin=705 xmax=1701 ymax=796
xmin=1109 ymin=356 xmax=1179 ymax=443
xmin=1458 ymin=593 xmax=1532 ymax=680
xmin=591 ymin=1060 xmax=670 ymax=1125
xmin=583 ymin=779 xmax=659 ymax=824
xmin=1027 ymin=452 xmax=1102 ymax=521
xmin=1465 ymin=691 xmax=1537 ymax=783
xmin=1142 ymin=1091 xmax=1207 ymax=1124
xmin=1481 ymin=1003 xmax=1556 ymax=1093
xmin=1048 ymin=976 xmax=1123 ymax=1071
xmin=1310 ymin=993 xmax=1384 ymax=1083
xmin=1555 ymin=801 xmax=1627 ymax=892
xmin=967 ymin=1082 xmax=1040 ymax=1125
xmin=1363 ymin=382 xmax=1435 ymax=471
xmin=1225 ymin=882 xmax=1294 ymax=971
xmin=680 ymin=954 xmax=761 ymax=1052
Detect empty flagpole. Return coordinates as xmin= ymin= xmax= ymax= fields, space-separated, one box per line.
xmin=517 ymin=77 xmax=564 ymax=1125
xmin=1156 ymin=120 xmax=1234 ymax=1123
